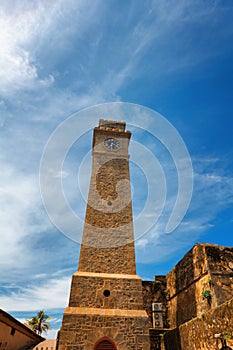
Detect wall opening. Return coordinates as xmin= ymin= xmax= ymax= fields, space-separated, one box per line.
xmin=94 ymin=338 xmax=117 ymax=350
xmin=103 ymin=289 xmax=110 ymax=297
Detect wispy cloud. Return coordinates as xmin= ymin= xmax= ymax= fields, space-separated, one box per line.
xmin=0 ymin=163 xmax=48 ymax=268
xmin=1 ymin=0 xmax=231 ymax=124
xmin=0 ymin=0 xmax=103 ymax=98
xmin=135 ymin=156 xmax=233 ymax=263
xmin=0 ymin=0 xmax=232 ymax=328
xmin=0 ymin=160 xmax=78 ymax=284
xmin=0 ymin=274 xmax=71 ymax=311
xmin=0 ymin=1 xmax=55 ymax=97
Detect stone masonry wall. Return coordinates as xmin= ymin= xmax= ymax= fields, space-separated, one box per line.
xmin=142 ymin=276 xmax=168 ymax=328
xmin=166 ymin=244 xmax=209 ymax=328
xmin=164 ymin=297 xmax=233 ymax=350
xmin=206 ymin=245 xmax=233 ymax=306
xmin=166 ymin=243 xmax=233 ymax=328
xmin=69 ymin=272 xmax=145 ymax=311
xmin=78 ymin=128 xmax=136 ymax=275
xmin=57 ymin=121 xmax=150 ymax=350
xmin=57 ymin=313 xmax=150 ymax=350
xmin=78 ymin=242 xmax=136 ymax=274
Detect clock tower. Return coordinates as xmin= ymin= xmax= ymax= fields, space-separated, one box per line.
xmin=57 ymin=120 xmax=150 ymax=350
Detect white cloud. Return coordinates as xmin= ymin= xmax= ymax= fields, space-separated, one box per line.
xmin=0 ymin=2 xmax=55 ymax=97
xmin=0 ymin=163 xmax=49 ymax=269
xmin=135 ymin=238 xmax=149 ymax=249
xmin=192 ymin=171 xmax=233 ymax=213
xmin=45 ymin=328 xmax=59 ymax=339
xmin=0 ymin=275 xmax=71 ymax=311
xmin=0 ymin=0 xmax=231 ymax=104
xmin=0 ymin=0 xmax=107 ymax=98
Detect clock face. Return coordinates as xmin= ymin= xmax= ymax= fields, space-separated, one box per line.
xmin=104 ymin=138 xmax=119 ymax=150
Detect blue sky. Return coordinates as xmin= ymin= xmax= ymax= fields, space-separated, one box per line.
xmin=0 ymin=0 xmax=233 ymax=338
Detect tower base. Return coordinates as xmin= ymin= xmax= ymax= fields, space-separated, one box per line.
xmin=56 ymin=272 xmax=150 ymax=350
xmin=57 ymin=308 xmax=150 ymax=350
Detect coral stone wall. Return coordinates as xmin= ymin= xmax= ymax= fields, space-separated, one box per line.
xmin=166 ymin=243 xmax=233 ymax=328
xmin=166 ymin=244 xmax=208 ymax=328
xmin=164 ymin=297 xmax=233 ymax=350
xmin=78 ymin=242 xmax=136 ymax=274
xmin=78 ymin=126 xmax=136 ymax=275
xmin=57 ymin=313 xmax=150 ymax=350
xmin=206 ymin=245 xmax=233 ymax=305
xmin=69 ymin=272 xmax=145 ymax=310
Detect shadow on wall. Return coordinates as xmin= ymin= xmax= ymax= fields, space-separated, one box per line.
xmin=164 ymin=328 xmax=181 ymax=350
xmin=175 ymin=249 xmax=197 ymax=325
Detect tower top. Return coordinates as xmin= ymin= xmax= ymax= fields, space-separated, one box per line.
xmin=93 ymin=119 xmax=131 ymax=152
xmin=98 ymin=119 xmax=126 ymax=132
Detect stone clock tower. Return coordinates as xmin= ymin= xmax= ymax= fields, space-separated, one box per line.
xmin=56 ymin=120 xmax=150 ymax=350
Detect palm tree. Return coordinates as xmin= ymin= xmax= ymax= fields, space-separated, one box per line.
xmin=26 ymin=310 xmax=51 ymax=335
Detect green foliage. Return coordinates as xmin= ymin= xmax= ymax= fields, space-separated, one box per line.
xmin=154 ymin=280 xmax=162 ymax=284
xmin=223 ymin=334 xmax=232 ymax=340
xmin=202 ymin=289 xmax=211 ymax=299
xmin=159 ymin=332 xmax=167 ymax=338
xmin=26 ymin=310 xmax=52 ymax=335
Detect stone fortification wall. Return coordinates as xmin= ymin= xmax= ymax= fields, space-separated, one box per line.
xmin=206 ymin=245 xmax=233 ymax=305
xmin=166 ymin=243 xmax=233 ymax=328
xmin=164 ymin=297 xmax=233 ymax=350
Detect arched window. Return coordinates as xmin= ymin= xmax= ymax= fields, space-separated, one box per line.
xmin=94 ymin=337 xmax=117 ymax=350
